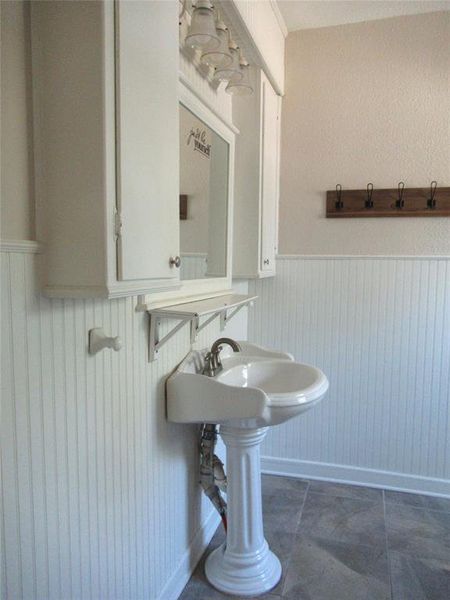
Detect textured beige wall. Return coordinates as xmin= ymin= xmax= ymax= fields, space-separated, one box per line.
xmin=1 ymin=0 xmax=35 ymax=240
xmin=280 ymin=12 xmax=450 ymax=255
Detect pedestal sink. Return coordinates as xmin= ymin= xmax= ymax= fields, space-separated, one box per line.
xmin=166 ymin=342 xmax=329 ymax=597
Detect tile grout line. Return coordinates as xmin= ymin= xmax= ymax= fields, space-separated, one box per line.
xmin=277 ymin=481 xmax=311 ymax=598
xmin=382 ymin=490 xmax=394 ymax=600
xmin=296 ymin=480 xmax=311 ymax=532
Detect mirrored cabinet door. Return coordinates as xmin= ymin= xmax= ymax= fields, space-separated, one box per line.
xmin=179 ymin=103 xmax=229 ymax=281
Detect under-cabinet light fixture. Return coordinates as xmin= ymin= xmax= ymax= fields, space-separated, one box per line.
xmin=200 ymin=16 xmax=232 ymax=69
xmin=180 ymin=0 xmax=253 ymax=95
xmin=213 ymin=39 xmax=242 ymax=83
xmin=226 ymin=53 xmax=253 ymax=96
xmin=185 ymin=0 xmax=221 ymax=50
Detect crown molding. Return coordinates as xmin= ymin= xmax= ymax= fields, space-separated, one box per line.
xmin=270 ymin=1 xmax=288 ymax=38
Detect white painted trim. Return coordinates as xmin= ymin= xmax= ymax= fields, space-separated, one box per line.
xmin=261 ymin=456 xmax=450 ymax=498
xmin=156 ymin=509 xmax=220 ymax=600
xmin=233 ymin=273 xmax=262 ymax=280
xmin=277 ymin=254 xmax=450 ymax=261
xmin=233 ymin=271 xmax=276 ymax=280
xmin=179 ymin=77 xmax=237 ymax=141
xmin=181 ymin=252 xmax=208 ymax=258
xmin=218 ymin=1 xmax=284 ymax=95
xmin=0 ymin=240 xmax=41 ymax=254
xmin=108 ymin=280 xmax=180 ymax=297
xmin=43 ymin=279 xmax=181 ymax=299
xmin=179 ymin=70 xmax=239 ymax=135
xmin=269 ymin=0 xmax=288 ymax=38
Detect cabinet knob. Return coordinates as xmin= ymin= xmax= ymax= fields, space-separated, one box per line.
xmin=169 ymin=256 xmax=181 ymax=268
xmin=264 ymin=259 xmax=270 ymax=265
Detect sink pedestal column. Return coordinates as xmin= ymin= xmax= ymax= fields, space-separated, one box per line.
xmin=205 ymin=426 xmax=281 ymax=596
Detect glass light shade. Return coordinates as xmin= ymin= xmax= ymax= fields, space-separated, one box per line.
xmin=226 ymin=63 xmax=253 ymax=96
xmin=201 ymin=24 xmax=232 ymax=69
xmin=185 ymin=0 xmax=220 ymax=50
xmin=213 ymin=42 xmax=242 ymax=82
xmin=179 ymin=0 xmax=186 ymax=20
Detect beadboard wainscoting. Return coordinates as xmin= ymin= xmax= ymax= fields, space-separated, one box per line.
xmin=249 ymin=256 xmax=450 ymax=497
xmin=0 ymin=244 xmax=247 ymax=600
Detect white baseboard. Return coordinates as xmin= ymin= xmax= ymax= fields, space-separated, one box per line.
xmin=157 ymin=509 xmax=221 ymax=600
xmin=261 ymin=456 xmax=450 ymax=498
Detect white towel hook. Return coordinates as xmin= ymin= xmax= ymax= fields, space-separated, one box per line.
xmin=89 ymin=328 xmax=122 ymax=354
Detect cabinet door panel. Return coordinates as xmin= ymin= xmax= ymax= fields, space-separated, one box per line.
xmin=116 ymin=0 xmax=179 ymax=281
xmin=260 ymin=74 xmax=279 ymax=272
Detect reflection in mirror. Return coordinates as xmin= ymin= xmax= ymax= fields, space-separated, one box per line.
xmin=179 ymin=103 xmax=229 ymax=280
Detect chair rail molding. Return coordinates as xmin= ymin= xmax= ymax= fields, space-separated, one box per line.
xmin=0 ymin=239 xmax=41 ymax=253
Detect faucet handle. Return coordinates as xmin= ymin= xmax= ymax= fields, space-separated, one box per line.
xmin=203 ymin=338 xmax=240 ymax=377
xmin=202 ymin=352 xmax=216 ymax=377
xmin=212 ymin=345 xmax=223 ymax=367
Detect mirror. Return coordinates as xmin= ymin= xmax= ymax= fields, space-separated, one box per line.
xmin=179 ymin=103 xmax=229 ymax=280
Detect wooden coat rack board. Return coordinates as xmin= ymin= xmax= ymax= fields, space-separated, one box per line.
xmin=326 ymin=183 xmax=450 ymax=218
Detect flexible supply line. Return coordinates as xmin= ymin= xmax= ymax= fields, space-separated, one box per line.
xmin=199 ymin=424 xmax=227 ymax=531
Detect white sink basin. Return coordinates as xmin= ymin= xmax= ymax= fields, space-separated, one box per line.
xmin=166 ymin=342 xmax=329 ymax=597
xmin=166 ymin=342 xmax=329 ymax=428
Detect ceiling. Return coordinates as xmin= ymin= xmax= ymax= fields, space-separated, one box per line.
xmin=277 ymin=1 xmax=450 ymax=31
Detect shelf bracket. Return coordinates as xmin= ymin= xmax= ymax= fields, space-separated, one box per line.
xmin=190 ymin=312 xmax=218 ymax=343
xmin=148 ymin=313 xmax=191 ymax=362
xmin=220 ymin=302 xmax=249 ymax=331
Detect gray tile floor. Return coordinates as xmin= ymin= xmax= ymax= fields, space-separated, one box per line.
xmin=180 ymin=475 xmax=450 ymax=600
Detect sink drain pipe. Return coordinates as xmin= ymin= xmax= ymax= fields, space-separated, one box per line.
xmin=199 ymin=424 xmax=227 ymax=531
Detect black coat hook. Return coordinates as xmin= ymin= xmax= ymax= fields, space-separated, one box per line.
xmin=365 ymin=183 xmax=374 ymax=208
xmin=427 ymin=181 xmax=437 ymax=209
xmin=335 ymin=184 xmax=343 ymax=209
xmin=396 ymin=181 xmax=405 ymax=208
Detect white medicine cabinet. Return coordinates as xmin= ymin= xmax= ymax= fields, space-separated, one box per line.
xmin=31 ymin=0 xmax=236 ymax=303
xmin=31 ymin=0 xmax=283 ymax=302
xmin=233 ymin=70 xmax=281 ymax=279
xmin=31 ymin=0 xmax=182 ymax=299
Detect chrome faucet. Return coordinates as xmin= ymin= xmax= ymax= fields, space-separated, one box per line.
xmin=202 ymin=337 xmax=242 ymax=377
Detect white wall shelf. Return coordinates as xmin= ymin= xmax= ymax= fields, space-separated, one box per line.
xmin=147 ymin=294 xmax=257 ymax=361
